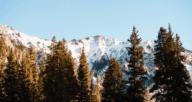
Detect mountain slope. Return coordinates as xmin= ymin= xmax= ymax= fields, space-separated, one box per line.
xmin=1 ymin=24 xmax=192 ymax=87
xmin=0 ymin=24 xmax=52 ymax=53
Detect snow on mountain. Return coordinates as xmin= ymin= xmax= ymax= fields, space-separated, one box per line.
xmin=0 ymin=24 xmax=52 ymax=53
xmin=66 ymin=35 xmax=123 ymax=70
xmin=1 ymin=24 xmax=192 ymax=86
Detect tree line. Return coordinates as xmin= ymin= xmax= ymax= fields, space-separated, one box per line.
xmin=0 ymin=23 xmax=191 ymax=102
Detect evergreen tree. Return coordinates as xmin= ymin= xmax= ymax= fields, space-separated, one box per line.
xmin=150 ymin=24 xmax=192 ymax=102
xmin=149 ymin=26 xmax=168 ymax=101
xmin=90 ymin=77 xmax=94 ymax=102
xmin=124 ymin=26 xmax=147 ymax=102
xmin=94 ymin=74 xmax=101 ymax=102
xmin=144 ymin=86 xmax=151 ymax=102
xmin=163 ymin=23 xmax=176 ymax=101
xmin=102 ymin=57 xmax=124 ymax=102
xmin=49 ymin=35 xmax=57 ymax=54
xmin=77 ymin=47 xmax=91 ymax=102
xmin=19 ymin=51 xmax=32 ymax=102
xmin=26 ymin=50 xmax=33 ymax=84
xmin=172 ymin=34 xmax=192 ymax=101
xmin=168 ymin=31 xmax=192 ymax=101
xmin=43 ymin=37 xmax=79 ymax=102
xmin=42 ymin=52 xmax=55 ymax=102
xmin=43 ymin=40 xmax=66 ymax=102
xmin=59 ymin=39 xmax=79 ymax=101
xmin=29 ymin=46 xmax=40 ymax=102
xmin=4 ymin=48 xmax=20 ymax=102
xmin=38 ymin=59 xmax=46 ymax=102
xmin=127 ymin=77 xmax=145 ymax=102
xmin=63 ymin=38 xmax=78 ymax=101
xmin=58 ymin=40 xmax=74 ymax=101
xmin=0 ymin=63 xmax=5 ymax=102
xmin=0 ymin=37 xmax=6 ymax=102
xmin=90 ymin=69 xmax=95 ymax=102
xmin=29 ymin=46 xmax=39 ymax=83
xmin=52 ymin=35 xmax=57 ymax=43
xmin=100 ymin=72 xmax=105 ymax=101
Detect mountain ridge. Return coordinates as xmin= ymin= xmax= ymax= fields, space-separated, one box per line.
xmin=1 ymin=24 xmax=192 ymax=87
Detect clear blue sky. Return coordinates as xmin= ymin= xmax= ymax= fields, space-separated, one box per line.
xmin=1 ymin=0 xmax=192 ymax=50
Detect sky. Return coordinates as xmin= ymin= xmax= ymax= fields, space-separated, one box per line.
xmin=0 ymin=0 xmax=192 ymax=50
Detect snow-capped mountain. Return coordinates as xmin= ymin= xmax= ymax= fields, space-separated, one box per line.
xmin=1 ymin=24 xmax=192 ymax=87
xmin=0 ymin=24 xmax=52 ymax=53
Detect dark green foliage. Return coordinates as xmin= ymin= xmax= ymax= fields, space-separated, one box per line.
xmin=63 ymin=50 xmax=79 ymax=101
xmin=19 ymin=52 xmax=32 ymax=102
xmin=43 ymin=36 xmax=79 ymax=102
xmin=127 ymin=77 xmax=144 ymax=102
xmin=94 ymin=74 xmax=101 ymax=102
xmin=90 ymin=77 xmax=94 ymax=102
xmin=77 ymin=47 xmax=91 ymax=102
xmin=4 ymin=49 xmax=20 ymax=102
xmin=43 ymin=40 xmax=67 ymax=102
xmin=150 ymin=26 xmax=168 ymax=101
xmin=123 ymin=26 xmax=147 ymax=102
xmin=102 ymin=57 xmax=124 ymax=102
xmin=29 ymin=46 xmax=40 ymax=102
xmin=42 ymin=53 xmax=56 ymax=102
xmin=38 ymin=59 xmax=46 ymax=102
xmin=0 ymin=63 xmax=5 ymax=102
xmin=1 ymin=24 xmax=192 ymax=102
xmin=0 ymin=37 xmax=6 ymax=102
xmin=150 ymin=24 xmax=192 ymax=102
xmin=172 ymin=34 xmax=192 ymax=101
xmin=52 ymin=35 xmax=57 ymax=43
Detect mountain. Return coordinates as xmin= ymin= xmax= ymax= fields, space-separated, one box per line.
xmin=1 ymin=24 xmax=192 ymax=87
xmin=0 ymin=24 xmax=52 ymax=53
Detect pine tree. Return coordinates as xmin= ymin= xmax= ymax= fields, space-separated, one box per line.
xmin=19 ymin=51 xmax=32 ymax=102
xmin=123 ymin=26 xmax=147 ymax=102
xmin=59 ymin=39 xmax=79 ymax=101
xmin=49 ymin=35 xmax=57 ymax=54
xmin=64 ymin=39 xmax=78 ymax=101
xmin=171 ymin=33 xmax=192 ymax=102
xmin=94 ymin=74 xmax=101 ymax=102
xmin=57 ymin=40 xmax=69 ymax=102
xmin=0 ymin=37 xmax=6 ymax=102
xmin=149 ymin=26 xmax=168 ymax=101
xmin=43 ymin=40 xmax=65 ymax=102
xmin=26 ymin=50 xmax=33 ymax=84
xmin=38 ymin=59 xmax=46 ymax=102
xmin=90 ymin=69 xmax=95 ymax=102
xmin=0 ymin=63 xmax=5 ymax=102
xmin=77 ymin=47 xmax=91 ymax=102
xmin=100 ymin=72 xmax=105 ymax=101
xmin=127 ymin=77 xmax=145 ymax=102
xmin=4 ymin=48 xmax=20 ymax=102
xmin=150 ymin=24 xmax=192 ymax=102
xmin=90 ymin=77 xmax=94 ymax=102
xmin=52 ymin=35 xmax=57 ymax=43
xmin=163 ymin=23 xmax=176 ymax=102
xmin=43 ymin=37 xmax=79 ymax=102
xmin=29 ymin=46 xmax=40 ymax=102
xmin=42 ymin=52 xmax=55 ymax=102
xmin=144 ymin=86 xmax=151 ymax=102
xmin=102 ymin=57 xmax=124 ymax=102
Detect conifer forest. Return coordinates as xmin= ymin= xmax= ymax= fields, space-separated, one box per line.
xmin=0 ymin=23 xmax=192 ymax=102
